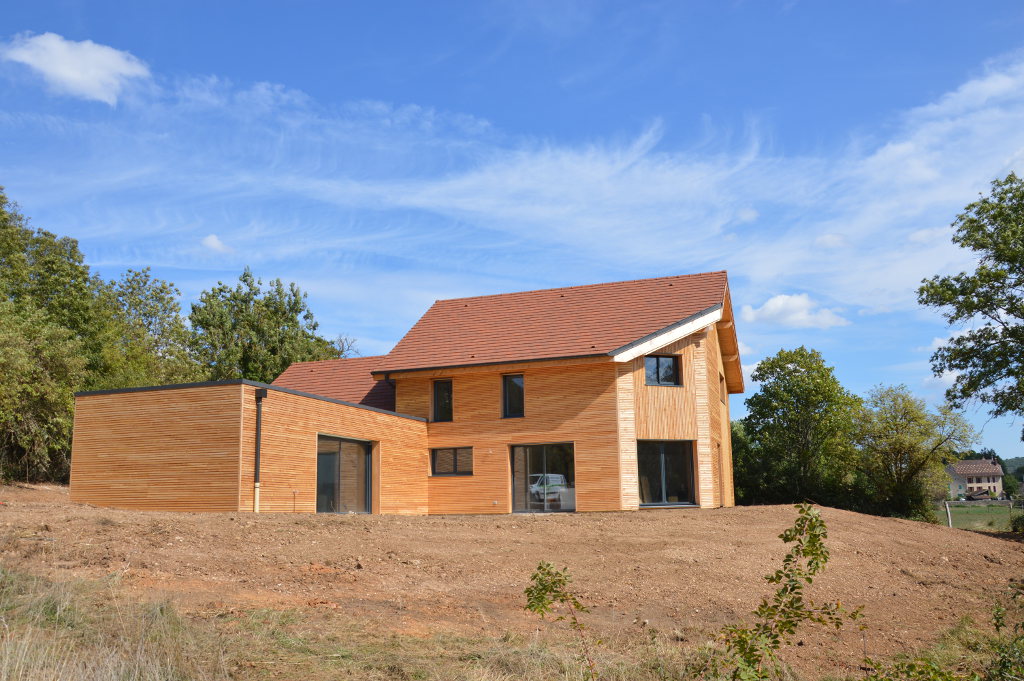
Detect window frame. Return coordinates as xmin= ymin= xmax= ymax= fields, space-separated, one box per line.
xmin=432 ymin=379 xmax=453 ymax=422
xmin=430 ymin=447 xmax=473 ymax=476
xmin=644 ymin=355 xmax=682 ymax=387
xmin=502 ymin=373 xmax=525 ymax=418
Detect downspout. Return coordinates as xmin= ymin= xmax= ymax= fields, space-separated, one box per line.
xmin=254 ymin=388 xmax=268 ymax=513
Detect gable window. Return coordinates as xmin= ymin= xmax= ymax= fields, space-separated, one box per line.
xmin=431 ymin=447 xmax=473 ymax=475
xmin=645 ymin=356 xmax=680 ymax=386
xmin=502 ymin=374 xmax=524 ymax=418
xmin=432 ymin=380 xmax=453 ymax=422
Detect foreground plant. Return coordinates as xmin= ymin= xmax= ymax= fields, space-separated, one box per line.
xmin=706 ymin=503 xmax=863 ymax=680
xmin=524 ymin=560 xmax=598 ymax=680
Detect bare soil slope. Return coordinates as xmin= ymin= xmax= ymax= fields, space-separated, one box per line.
xmin=1 ymin=484 xmax=1021 ymax=676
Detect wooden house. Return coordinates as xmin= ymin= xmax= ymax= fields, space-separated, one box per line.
xmin=70 ymin=271 xmax=744 ymax=514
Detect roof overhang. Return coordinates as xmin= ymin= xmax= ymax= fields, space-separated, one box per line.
xmin=608 ymin=304 xmax=723 ymax=363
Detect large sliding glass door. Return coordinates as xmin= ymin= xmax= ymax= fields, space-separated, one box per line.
xmin=637 ymin=440 xmax=695 ymax=506
xmin=316 ymin=435 xmax=371 ymax=513
xmin=511 ymin=443 xmax=575 ymax=512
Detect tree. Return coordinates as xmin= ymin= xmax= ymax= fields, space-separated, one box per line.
xmin=738 ymin=347 xmax=862 ymax=506
xmin=89 ymin=268 xmax=202 ymax=389
xmin=189 ymin=268 xmax=349 ymax=383
xmin=0 ymin=188 xmax=107 ymax=373
xmin=0 ymin=300 xmax=87 ymax=481
xmin=856 ymin=385 xmax=975 ymax=519
xmin=918 ymin=172 xmax=1024 ymax=438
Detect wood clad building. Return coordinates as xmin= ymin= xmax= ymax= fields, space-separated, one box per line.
xmin=70 ymin=271 xmax=744 ymax=514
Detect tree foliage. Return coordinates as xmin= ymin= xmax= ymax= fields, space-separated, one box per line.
xmin=855 ymin=385 xmax=975 ymax=519
xmin=188 ymin=268 xmax=349 ymax=384
xmin=0 ymin=187 xmax=346 ymax=481
xmin=0 ymin=301 xmax=87 ymax=481
xmin=738 ymin=347 xmax=862 ymax=506
xmin=918 ymin=172 xmax=1024 ymax=437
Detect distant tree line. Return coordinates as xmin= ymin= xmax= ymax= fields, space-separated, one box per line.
xmin=0 ymin=188 xmax=352 ymax=482
xmin=735 ymin=173 xmax=1024 ymax=520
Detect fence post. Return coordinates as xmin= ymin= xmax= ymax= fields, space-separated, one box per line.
xmin=945 ymin=501 xmax=952 ymax=528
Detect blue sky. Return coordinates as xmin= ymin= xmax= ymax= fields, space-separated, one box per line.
xmin=2 ymin=1 xmax=1024 ymax=455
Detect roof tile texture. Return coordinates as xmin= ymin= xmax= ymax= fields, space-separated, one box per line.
xmin=377 ymin=271 xmax=728 ymax=373
xmin=273 ymin=355 xmax=395 ymax=411
xmin=951 ymin=459 xmax=1004 ymax=477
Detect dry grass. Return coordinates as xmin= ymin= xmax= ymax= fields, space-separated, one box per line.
xmin=0 ymin=564 xmax=1017 ymax=681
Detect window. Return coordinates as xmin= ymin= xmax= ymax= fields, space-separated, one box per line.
xmin=645 ymin=356 xmax=680 ymax=386
xmin=432 ymin=380 xmax=452 ymax=422
xmin=720 ymin=374 xmax=727 ymax=403
xmin=502 ymin=374 xmax=524 ymax=418
xmin=431 ymin=447 xmax=473 ymax=475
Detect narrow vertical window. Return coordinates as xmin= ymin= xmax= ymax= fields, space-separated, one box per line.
xmin=502 ymin=374 xmax=524 ymax=418
xmin=432 ymin=380 xmax=452 ymax=422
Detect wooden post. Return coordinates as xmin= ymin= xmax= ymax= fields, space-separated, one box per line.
xmin=945 ymin=501 xmax=952 ymax=528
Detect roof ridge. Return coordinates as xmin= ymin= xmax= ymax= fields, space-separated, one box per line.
xmin=283 ymin=354 xmax=385 ymax=368
xmin=432 ymin=270 xmax=728 ymax=305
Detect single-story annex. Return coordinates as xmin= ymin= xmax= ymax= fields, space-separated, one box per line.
xmin=69 ymin=271 xmax=744 ymax=514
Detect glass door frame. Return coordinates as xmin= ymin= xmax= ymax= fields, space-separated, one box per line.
xmin=509 ymin=442 xmax=576 ymax=513
xmin=636 ymin=439 xmax=697 ymax=507
xmin=316 ymin=434 xmax=372 ymax=514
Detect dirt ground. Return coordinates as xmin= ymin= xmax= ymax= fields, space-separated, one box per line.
xmin=1 ymin=484 xmax=1022 ymax=677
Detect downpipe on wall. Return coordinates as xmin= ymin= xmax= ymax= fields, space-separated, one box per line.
xmin=254 ymin=388 xmax=267 ymax=512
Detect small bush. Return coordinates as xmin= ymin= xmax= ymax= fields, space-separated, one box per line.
xmin=1010 ymin=513 xmax=1024 ymax=534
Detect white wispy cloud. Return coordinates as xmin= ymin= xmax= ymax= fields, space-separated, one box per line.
xmin=1 ymin=32 xmax=150 ymax=105
xmin=740 ymin=293 xmax=850 ymax=329
xmin=4 ymin=40 xmax=1024 ymax=376
xmin=200 ymin=234 xmax=232 ymax=254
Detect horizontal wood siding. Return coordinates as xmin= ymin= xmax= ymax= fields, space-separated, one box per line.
xmin=615 ymin=362 xmax=640 ymax=510
xmin=70 ymin=385 xmax=243 ymax=511
xmin=691 ymin=331 xmax=716 ymax=508
xmin=239 ymin=385 xmax=428 ymax=514
xmin=397 ymin=361 xmax=621 ymax=514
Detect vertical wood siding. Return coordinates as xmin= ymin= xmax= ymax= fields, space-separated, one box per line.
xmin=396 ymin=361 xmax=621 ymax=514
xmin=632 ymin=336 xmax=700 ymax=440
xmin=705 ymin=326 xmax=723 ymax=508
xmin=70 ymin=385 xmax=244 ymax=511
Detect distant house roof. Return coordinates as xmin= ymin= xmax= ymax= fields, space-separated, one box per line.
xmin=951 ymin=459 xmax=1004 ymax=477
xmin=272 ymin=355 xmax=395 ymax=411
xmin=372 ymin=271 xmax=742 ymax=390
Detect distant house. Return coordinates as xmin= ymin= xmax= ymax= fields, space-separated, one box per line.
xmin=69 ymin=271 xmax=743 ymax=515
xmin=946 ymin=458 xmax=1004 ymax=499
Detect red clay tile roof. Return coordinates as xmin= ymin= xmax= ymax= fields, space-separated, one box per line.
xmin=273 ymin=355 xmax=395 ymax=411
xmin=951 ymin=459 xmax=1004 ymax=477
xmin=375 ymin=271 xmax=730 ymax=373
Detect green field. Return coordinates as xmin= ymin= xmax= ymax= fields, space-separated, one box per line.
xmin=939 ymin=503 xmax=1022 ymax=531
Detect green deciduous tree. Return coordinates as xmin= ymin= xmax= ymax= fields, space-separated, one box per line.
xmin=856 ymin=385 xmax=975 ymax=520
xmin=189 ymin=267 xmax=349 ymax=383
xmin=737 ymin=347 xmax=862 ymax=507
xmin=918 ymin=172 xmax=1024 ymax=438
xmin=90 ymin=268 xmax=202 ymax=389
xmin=0 ymin=300 xmax=88 ymax=481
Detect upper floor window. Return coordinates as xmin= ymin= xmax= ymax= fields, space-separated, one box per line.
xmin=431 ymin=447 xmax=473 ymax=475
xmin=503 ymin=374 xmax=524 ymax=418
xmin=645 ymin=356 xmax=680 ymax=386
xmin=720 ymin=373 xmax=727 ymax=403
xmin=432 ymin=379 xmax=452 ymax=422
